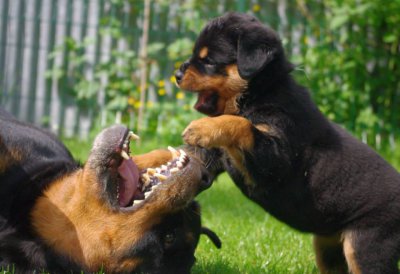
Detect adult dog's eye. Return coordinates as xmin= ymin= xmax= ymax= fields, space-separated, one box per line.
xmin=164 ymin=232 xmax=176 ymax=247
xmin=203 ymin=57 xmax=214 ymax=66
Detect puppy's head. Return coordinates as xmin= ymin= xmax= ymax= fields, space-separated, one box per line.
xmin=175 ymin=12 xmax=290 ymax=116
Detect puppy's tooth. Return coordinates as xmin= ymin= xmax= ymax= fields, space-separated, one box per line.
xmin=121 ymin=151 xmax=130 ymax=160
xmin=170 ymin=167 xmax=179 ymax=174
xmin=168 ymin=146 xmax=179 ymax=158
xmin=129 ymin=131 xmax=140 ymax=140
xmin=155 ymin=173 xmax=167 ymax=181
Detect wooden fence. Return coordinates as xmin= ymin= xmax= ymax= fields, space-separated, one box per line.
xmin=1 ymin=0 xmax=398 ymax=147
xmin=0 ymin=0 xmax=261 ymax=138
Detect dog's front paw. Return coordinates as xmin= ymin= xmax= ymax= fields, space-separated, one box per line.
xmin=182 ymin=118 xmax=219 ymax=148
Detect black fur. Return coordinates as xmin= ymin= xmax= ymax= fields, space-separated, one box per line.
xmin=179 ymin=13 xmax=400 ymax=273
xmin=0 ymin=109 xmax=220 ymax=273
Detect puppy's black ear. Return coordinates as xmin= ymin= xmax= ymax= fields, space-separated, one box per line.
xmin=237 ymin=23 xmax=280 ymax=79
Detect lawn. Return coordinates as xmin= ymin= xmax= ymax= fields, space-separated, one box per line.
xmin=63 ymin=137 xmax=318 ymax=274
xmin=37 ymin=137 xmax=400 ymax=273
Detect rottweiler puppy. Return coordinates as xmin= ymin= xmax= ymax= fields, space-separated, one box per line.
xmin=176 ymin=12 xmax=400 ymax=273
xmin=0 ymin=109 xmax=220 ymax=273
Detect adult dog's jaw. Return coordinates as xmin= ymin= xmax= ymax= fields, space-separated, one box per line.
xmin=30 ymin=125 xmax=213 ymax=273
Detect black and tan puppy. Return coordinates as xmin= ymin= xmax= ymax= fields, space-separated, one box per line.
xmin=176 ymin=12 xmax=400 ymax=274
xmin=0 ymin=109 xmax=220 ymax=273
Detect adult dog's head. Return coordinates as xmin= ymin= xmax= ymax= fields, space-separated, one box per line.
xmin=0 ymin=112 xmax=220 ymax=274
xmin=175 ymin=12 xmax=293 ymax=116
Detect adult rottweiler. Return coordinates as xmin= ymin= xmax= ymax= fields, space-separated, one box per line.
xmin=0 ymin=109 xmax=220 ymax=273
xmin=176 ymin=12 xmax=400 ymax=273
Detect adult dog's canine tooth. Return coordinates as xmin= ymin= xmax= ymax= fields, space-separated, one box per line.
xmin=168 ymin=146 xmax=179 ymax=158
xmin=179 ymin=149 xmax=186 ymax=157
xmin=155 ymin=173 xmax=167 ymax=181
xmin=170 ymin=167 xmax=179 ymax=174
xmin=142 ymin=174 xmax=151 ymax=185
xmin=176 ymin=161 xmax=183 ymax=168
xmin=121 ymin=150 xmax=130 ymax=160
xmin=129 ymin=131 xmax=140 ymax=140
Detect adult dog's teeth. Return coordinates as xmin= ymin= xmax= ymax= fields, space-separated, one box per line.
xmin=156 ymin=168 xmax=161 ymax=173
xmin=155 ymin=173 xmax=167 ymax=181
xmin=121 ymin=151 xmax=130 ymax=160
xmin=170 ymin=167 xmax=179 ymax=174
xmin=133 ymin=200 xmax=143 ymax=205
xmin=144 ymin=191 xmax=152 ymax=198
xmin=168 ymin=146 xmax=179 ymax=158
xmin=161 ymin=165 xmax=167 ymax=171
xmin=142 ymin=174 xmax=151 ymax=185
xmin=176 ymin=161 xmax=183 ymax=168
xmin=129 ymin=131 xmax=140 ymax=140
xmin=179 ymin=149 xmax=186 ymax=157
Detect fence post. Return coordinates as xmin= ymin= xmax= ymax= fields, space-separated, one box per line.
xmin=137 ymin=0 xmax=151 ymax=144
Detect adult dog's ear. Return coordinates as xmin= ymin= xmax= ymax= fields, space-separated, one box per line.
xmin=237 ymin=23 xmax=280 ymax=80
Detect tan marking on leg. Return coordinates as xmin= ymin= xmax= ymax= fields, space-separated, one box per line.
xmin=313 ymin=233 xmax=347 ymax=274
xmin=343 ymin=232 xmax=362 ymax=274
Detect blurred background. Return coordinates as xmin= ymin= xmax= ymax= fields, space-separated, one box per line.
xmin=1 ymin=0 xmax=399 ymax=152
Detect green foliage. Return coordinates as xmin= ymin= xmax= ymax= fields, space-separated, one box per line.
xmin=293 ymin=0 xmax=400 ymax=148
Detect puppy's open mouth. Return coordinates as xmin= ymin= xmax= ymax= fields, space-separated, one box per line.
xmin=117 ymin=132 xmax=189 ymax=208
xmin=193 ymin=91 xmax=221 ymax=116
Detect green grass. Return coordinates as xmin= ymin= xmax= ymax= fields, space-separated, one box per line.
xmin=62 ymin=138 xmax=318 ymax=273
xmin=53 ymin=138 xmax=400 ymax=273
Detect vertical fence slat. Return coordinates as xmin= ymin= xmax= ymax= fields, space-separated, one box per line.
xmin=27 ymin=0 xmax=43 ymax=123
xmin=11 ymin=0 xmax=26 ymax=118
xmin=0 ymin=0 xmax=10 ymax=104
xmin=73 ymin=0 xmax=90 ymax=136
xmin=57 ymin=0 xmax=73 ymax=135
xmin=43 ymin=0 xmax=57 ymax=127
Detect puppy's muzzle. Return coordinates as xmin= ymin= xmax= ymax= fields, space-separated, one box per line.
xmin=175 ymin=61 xmax=190 ymax=85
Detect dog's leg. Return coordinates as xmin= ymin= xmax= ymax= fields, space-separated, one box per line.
xmin=182 ymin=115 xmax=255 ymax=150
xmin=132 ymin=149 xmax=173 ymax=169
xmin=313 ymin=234 xmax=348 ymax=274
xmin=342 ymin=230 xmax=399 ymax=274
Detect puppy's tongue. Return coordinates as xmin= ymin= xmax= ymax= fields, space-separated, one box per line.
xmin=117 ymin=158 xmax=139 ymax=207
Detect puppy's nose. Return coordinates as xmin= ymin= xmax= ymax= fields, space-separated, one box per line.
xmin=175 ymin=70 xmax=184 ymax=85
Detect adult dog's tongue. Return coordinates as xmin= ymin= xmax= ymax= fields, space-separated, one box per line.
xmin=117 ymin=158 xmax=140 ymax=207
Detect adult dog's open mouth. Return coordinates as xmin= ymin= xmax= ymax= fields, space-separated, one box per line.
xmin=87 ymin=125 xmax=211 ymax=211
